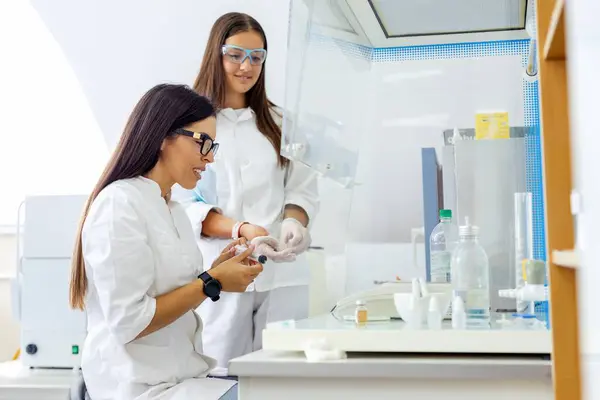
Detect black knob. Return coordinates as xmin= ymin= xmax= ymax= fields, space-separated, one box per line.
xmin=25 ymin=344 xmax=37 ymax=355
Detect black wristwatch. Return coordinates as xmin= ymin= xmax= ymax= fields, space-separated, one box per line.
xmin=198 ymin=271 xmax=222 ymax=302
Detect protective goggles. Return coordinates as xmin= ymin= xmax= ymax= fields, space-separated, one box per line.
xmin=173 ymin=128 xmax=219 ymax=156
xmin=221 ymin=44 xmax=267 ymax=65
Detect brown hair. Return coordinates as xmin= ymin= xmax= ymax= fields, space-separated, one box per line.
xmin=193 ymin=12 xmax=288 ymax=167
xmin=69 ymin=84 xmax=216 ymax=310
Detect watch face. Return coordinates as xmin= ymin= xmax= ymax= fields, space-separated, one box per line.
xmin=204 ymin=280 xmax=221 ymax=298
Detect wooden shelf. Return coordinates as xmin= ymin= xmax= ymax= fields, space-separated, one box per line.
xmin=544 ymin=0 xmax=566 ymax=60
xmin=536 ymin=0 xmax=581 ymax=396
xmin=553 ymin=249 xmax=579 ymax=269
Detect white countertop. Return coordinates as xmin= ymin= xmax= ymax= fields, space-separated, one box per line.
xmin=0 ymin=361 xmax=76 ymax=400
xmin=229 ymin=350 xmax=552 ymax=380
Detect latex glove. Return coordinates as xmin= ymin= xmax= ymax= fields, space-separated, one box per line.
xmin=279 ymin=218 xmax=311 ymax=255
xmin=250 ymin=236 xmax=296 ymax=263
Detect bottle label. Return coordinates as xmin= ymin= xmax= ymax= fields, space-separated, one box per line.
xmin=431 ymin=250 xmax=451 ymax=283
xmin=466 ymin=289 xmax=490 ymax=318
xmin=453 ymin=289 xmax=489 ymax=319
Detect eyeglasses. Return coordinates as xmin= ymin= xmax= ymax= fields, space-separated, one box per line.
xmin=173 ymin=128 xmax=219 ymax=156
xmin=221 ymin=44 xmax=267 ymax=66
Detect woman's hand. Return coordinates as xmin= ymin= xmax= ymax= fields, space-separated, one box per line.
xmin=279 ymin=218 xmax=311 ymax=255
xmin=239 ymin=223 xmax=269 ymax=241
xmin=209 ymin=245 xmax=263 ymax=292
xmin=211 ymin=238 xmax=250 ymax=269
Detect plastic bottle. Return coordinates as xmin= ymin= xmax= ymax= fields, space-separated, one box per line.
xmin=451 ymin=296 xmax=466 ymax=329
xmin=427 ymin=296 xmax=442 ymax=330
xmin=429 ymin=209 xmax=459 ymax=283
xmin=450 ymin=217 xmax=490 ymax=326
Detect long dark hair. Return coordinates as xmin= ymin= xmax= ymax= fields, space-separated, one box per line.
xmin=193 ymin=12 xmax=288 ymax=167
xmin=69 ymin=84 xmax=216 ymax=310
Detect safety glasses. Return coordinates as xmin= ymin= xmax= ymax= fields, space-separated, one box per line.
xmin=221 ymin=44 xmax=267 ymax=66
xmin=173 ymin=128 xmax=219 ymax=156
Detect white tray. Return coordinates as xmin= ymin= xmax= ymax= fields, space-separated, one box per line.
xmin=263 ymin=314 xmax=552 ymax=354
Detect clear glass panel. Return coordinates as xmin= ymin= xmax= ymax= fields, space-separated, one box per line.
xmin=282 ymin=0 xmax=372 ymax=189
xmin=278 ymin=0 xmax=547 ymax=337
xmin=370 ymin=0 xmax=527 ymax=37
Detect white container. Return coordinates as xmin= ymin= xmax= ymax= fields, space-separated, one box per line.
xmin=451 ymin=217 xmax=491 ymax=326
xmin=451 ymin=296 xmax=467 ymax=329
xmin=427 ymin=296 xmax=442 ymax=330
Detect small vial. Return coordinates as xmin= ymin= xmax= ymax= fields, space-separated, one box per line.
xmin=355 ymin=300 xmax=368 ymax=325
xmin=427 ymin=296 xmax=442 ymax=330
xmin=234 ymin=245 xmax=267 ymax=264
xmin=451 ymin=296 xmax=466 ymax=330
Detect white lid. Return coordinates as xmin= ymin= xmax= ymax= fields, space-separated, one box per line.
xmin=459 ymin=216 xmax=479 ymax=237
xmin=411 ymin=278 xmax=421 ymax=297
xmin=428 ymin=296 xmax=441 ymax=313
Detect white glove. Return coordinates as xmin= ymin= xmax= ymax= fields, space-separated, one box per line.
xmin=279 ymin=218 xmax=311 ymax=255
xmin=250 ymin=236 xmax=296 ymax=263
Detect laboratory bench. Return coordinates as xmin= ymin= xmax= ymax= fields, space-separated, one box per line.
xmin=0 ymin=360 xmax=77 ymax=400
xmin=229 ymin=350 xmax=553 ymax=400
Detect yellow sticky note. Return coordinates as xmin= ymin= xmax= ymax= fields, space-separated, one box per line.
xmin=475 ymin=112 xmax=510 ymax=140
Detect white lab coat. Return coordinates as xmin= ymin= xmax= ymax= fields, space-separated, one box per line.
xmin=80 ymin=176 xmax=235 ymax=400
xmin=171 ymin=107 xmax=319 ymax=375
xmin=172 ymin=107 xmax=319 ymax=291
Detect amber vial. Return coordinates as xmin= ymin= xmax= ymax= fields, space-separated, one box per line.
xmin=355 ymin=300 xmax=368 ymax=324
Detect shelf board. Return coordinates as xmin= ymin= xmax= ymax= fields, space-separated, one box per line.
xmin=552 ymin=249 xmax=579 ymax=269
xmin=543 ymin=0 xmax=566 ymax=60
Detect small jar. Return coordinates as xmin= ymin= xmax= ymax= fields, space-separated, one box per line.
xmin=355 ymin=300 xmax=368 ymax=325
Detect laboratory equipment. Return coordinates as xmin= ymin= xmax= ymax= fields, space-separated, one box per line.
xmin=451 ymin=218 xmax=491 ymax=326
xmin=331 ymin=281 xmax=453 ymax=322
xmin=499 ymin=259 xmax=548 ymax=322
xmin=12 ymin=195 xmax=88 ymax=369
xmin=261 ymin=0 xmax=550 ymax=359
xmin=514 ymin=192 xmax=533 ymax=313
xmin=429 ymin=209 xmax=458 ymax=283
xmin=234 ymin=245 xmax=267 ymax=264
xmin=442 ymin=127 xmax=529 ymax=313
xmin=393 ymin=285 xmax=453 ymax=327
xmin=421 ymin=148 xmax=443 ymax=280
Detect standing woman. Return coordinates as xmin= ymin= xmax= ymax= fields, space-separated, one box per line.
xmin=172 ymin=12 xmax=319 ymax=376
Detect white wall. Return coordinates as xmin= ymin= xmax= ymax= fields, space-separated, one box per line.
xmin=29 ymin=0 xmax=292 ymax=148
xmin=303 ymin=43 xmax=526 ymax=248
xmin=565 ymin=1 xmax=600 ymax=398
xmin=0 ymin=0 xmax=294 ymax=362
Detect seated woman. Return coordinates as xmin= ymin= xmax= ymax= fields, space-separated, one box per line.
xmin=68 ymin=83 xmax=262 ymax=399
